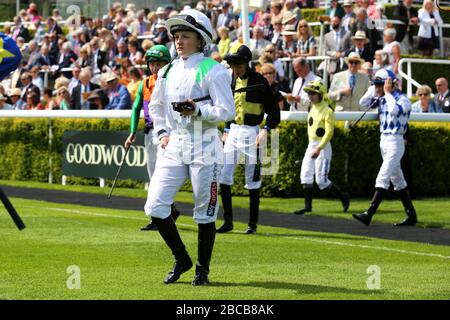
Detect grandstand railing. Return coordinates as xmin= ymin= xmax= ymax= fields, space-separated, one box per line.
xmin=1 ymin=110 xmax=448 ymax=185
xmin=398 ymin=58 xmax=450 ymax=97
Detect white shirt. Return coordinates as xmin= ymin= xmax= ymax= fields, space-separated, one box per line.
xmin=150 ymin=53 xmax=235 ymax=138
xmin=289 ymin=71 xmax=321 ymax=111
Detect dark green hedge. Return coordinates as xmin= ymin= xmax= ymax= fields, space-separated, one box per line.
xmin=0 ymin=119 xmax=449 ymax=197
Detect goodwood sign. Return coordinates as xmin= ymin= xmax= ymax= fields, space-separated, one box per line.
xmin=62 ymin=131 xmax=149 ymax=181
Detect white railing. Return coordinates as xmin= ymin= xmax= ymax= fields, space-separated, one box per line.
xmin=1 ymin=110 xmax=449 ymax=122
xmin=398 ymin=58 xmax=450 ymax=98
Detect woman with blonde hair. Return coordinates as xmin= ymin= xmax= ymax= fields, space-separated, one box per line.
xmin=259 ymin=63 xmax=285 ymax=110
xmin=418 ymin=0 xmax=443 ymax=56
xmin=217 ymin=26 xmax=231 ymax=59
xmin=296 ymin=19 xmax=317 ymax=71
xmin=412 ymin=85 xmax=441 ymax=113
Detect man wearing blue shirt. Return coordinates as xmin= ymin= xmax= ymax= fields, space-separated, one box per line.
xmin=105 ymin=73 xmax=131 ymax=110
xmin=353 ymin=69 xmax=418 ymax=227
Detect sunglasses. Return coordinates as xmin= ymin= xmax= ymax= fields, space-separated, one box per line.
xmin=265 ymin=50 xmax=275 ymax=53
xmin=262 ymin=72 xmax=275 ymax=76
xmin=418 ymin=93 xmax=429 ymax=96
xmin=349 ymin=61 xmax=360 ymax=65
xmin=58 ymin=91 xmax=67 ymax=95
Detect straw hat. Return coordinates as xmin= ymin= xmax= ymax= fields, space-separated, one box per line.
xmin=351 ymin=30 xmax=369 ymax=43
xmin=9 ymin=88 xmax=21 ymax=97
xmin=344 ymin=52 xmax=365 ymax=65
xmin=105 ymin=72 xmax=118 ymax=82
xmin=282 ymin=11 xmax=296 ymax=25
xmin=281 ymin=24 xmax=297 ymax=36
xmin=156 ymin=7 xmax=165 ymax=15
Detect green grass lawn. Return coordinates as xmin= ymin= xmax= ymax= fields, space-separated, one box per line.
xmin=0 ymin=197 xmax=449 ymax=300
xmin=1 ymin=180 xmax=449 ymax=229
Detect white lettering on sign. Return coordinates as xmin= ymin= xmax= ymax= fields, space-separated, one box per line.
xmin=66 ymin=143 xmax=147 ymax=167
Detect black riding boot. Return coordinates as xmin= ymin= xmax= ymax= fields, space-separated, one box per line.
xmin=192 ymin=222 xmax=216 ymax=286
xmin=246 ymin=189 xmax=260 ymax=234
xmin=395 ymin=188 xmax=418 ymax=227
xmin=217 ymin=184 xmax=233 ymax=233
xmin=353 ymin=188 xmax=385 ymax=226
xmin=141 ymin=204 xmax=180 ymax=231
xmin=171 ymin=203 xmax=180 ymax=221
xmin=152 ymin=216 xmax=193 ymax=284
xmin=294 ymin=184 xmax=313 ymax=215
xmin=327 ymin=182 xmax=350 ymax=212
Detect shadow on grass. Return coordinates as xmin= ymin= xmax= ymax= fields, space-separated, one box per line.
xmin=177 ymin=280 xmax=384 ymax=295
xmin=247 ymin=232 xmax=371 ymax=242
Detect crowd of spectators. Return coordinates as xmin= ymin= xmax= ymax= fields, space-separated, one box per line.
xmin=0 ymin=0 xmax=448 ymax=114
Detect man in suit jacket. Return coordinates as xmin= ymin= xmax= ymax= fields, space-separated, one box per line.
xmin=393 ymin=0 xmax=418 ymax=53
xmin=328 ymin=52 xmax=371 ymax=111
xmin=25 ymin=41 xmax=41 ymax=70
xmin=11 ymin=17 xmax=30 ymax=43
xmin=104 ymin=73 xmax=131 ymax=110
xmin=19 ymin=72 xmax=40 ymax=101
xmin=217 ymin=2 xmax=233 ymax=29
xmin=35 ymin=45 xmax=54 ymax=68
xmin=345 ymin=31 xmax=373 ymax=63
xmin=435 ymin=78 xmax=450 ymax=113
xmin=46 ymin=17 xmax=63 ymax=36
xmin=57 ymin=42 xmax=78 ymax=78
xmin=70 ymin=69 xmax=100 ymax=110
xmin=324 ymin=16 xmax=352 ymax=75
xmin=89 ymin=38 xmax=106 ymax=75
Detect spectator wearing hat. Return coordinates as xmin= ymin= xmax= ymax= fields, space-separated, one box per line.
xmin=0 ymin=94 xmax=13 ymax=110
xmin=155 ymin=7 xmax=166 ymax=22
xmin=8 ymin=88 xmax=26 ymax=110
xmin=217 ymin=2 xmax=233 ymax=29
xmin=283 ymin=0 xmax=301 ymax=21
xmin=412 ymin=85 xmax=440 ymax=113
xmin=278 ymin=24 xmax=298 ymax=58
xmin=347 ymin=30 xmax=373 ymax=63
xmin=342 ymin=0 xmax=356 ymax=33
xmin=434 ymin=77 xmax=450 ymax=113
xmin=153 ymin=21 xmax=170 ymax=46
xmin=329 ymin=52 xmax=371 ymax=111
xmin=88 ymin=89 xmax=109 ymax=110
xmin=104 ymin=73 xmax=131 ymax=110
xmin=351 ymin=8 xmax=382 ymax=55
xmin=323 ymin=16 xmax=352 ymax=75
xmin=392 ymin=0 xmax=418 ymax=54
xmin=282 ymin=11 xmax=297 ymax=27
xmin=71 ymin=69 xmax=100 ymax=110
